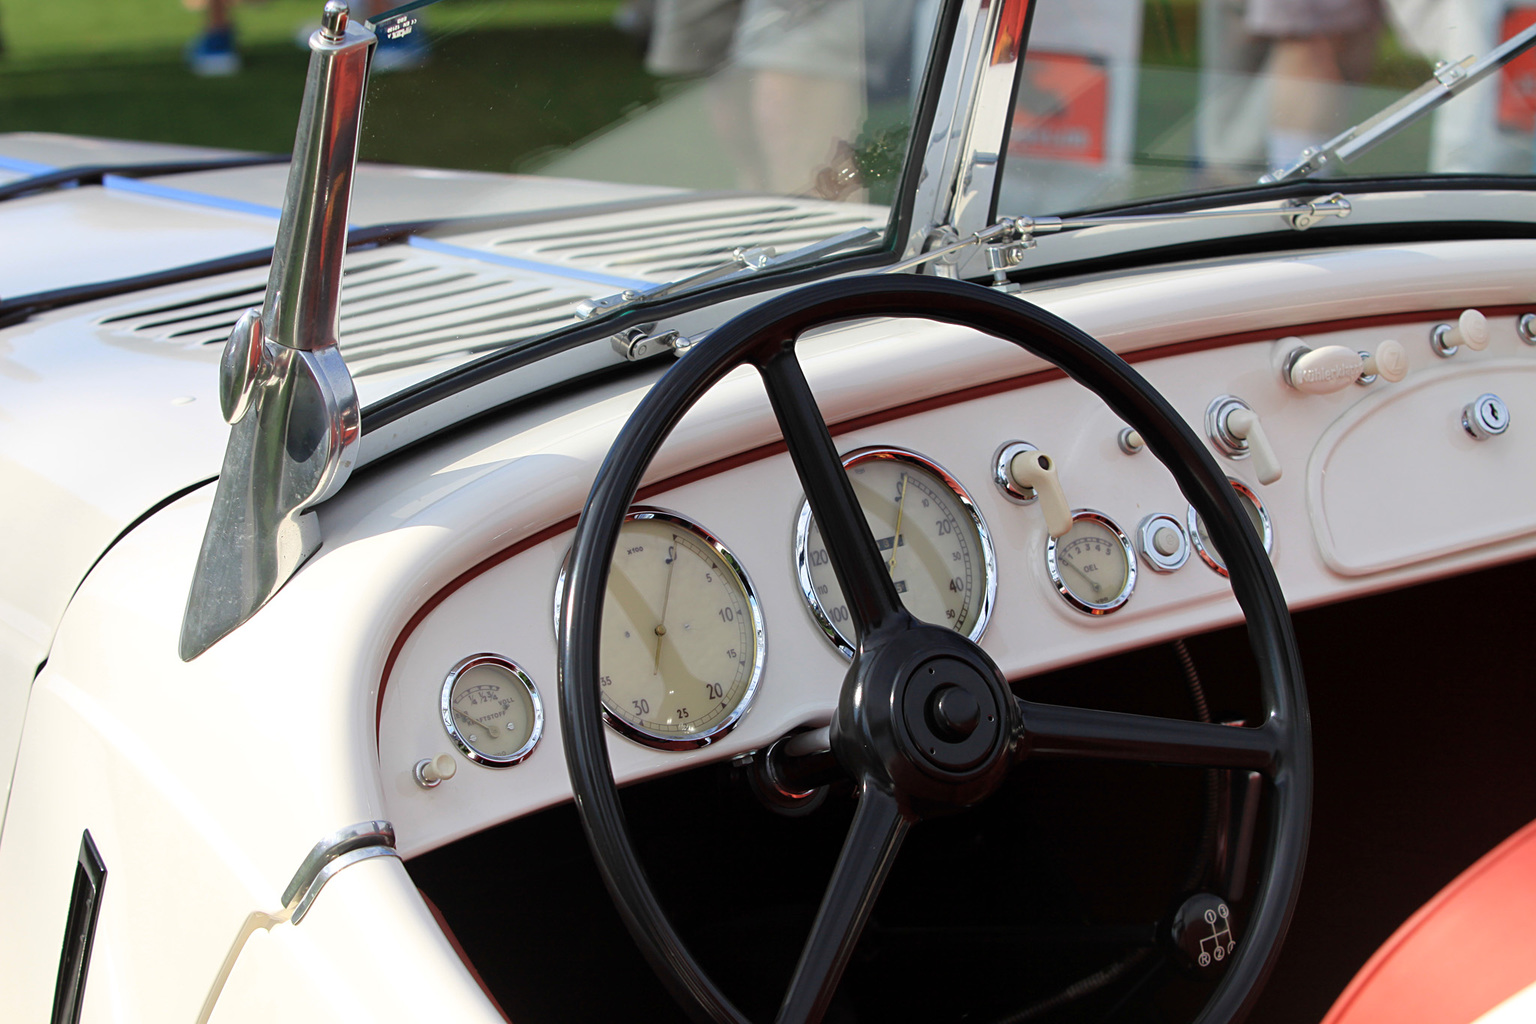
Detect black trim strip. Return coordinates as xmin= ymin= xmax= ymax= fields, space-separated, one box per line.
xmin=51 ymin=831 xmax=107 ymax=1024
xmin=357 ymin=249 xmax=897 ymax=434
xmin=0 ymin=155 xmax=289 ymax=205
xmin=1006 ymin=217 xmax=1536 ymax=287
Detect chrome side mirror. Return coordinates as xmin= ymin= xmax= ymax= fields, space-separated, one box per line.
xmin=180 ymin=2 xmax=373 ymax=660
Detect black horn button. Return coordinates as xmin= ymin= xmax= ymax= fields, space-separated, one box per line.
xmin=901 ymin=656 xmax=1004 ymax=774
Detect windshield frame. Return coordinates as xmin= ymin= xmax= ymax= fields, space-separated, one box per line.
xmin=357 ymin=0 xmax=979 ymax=440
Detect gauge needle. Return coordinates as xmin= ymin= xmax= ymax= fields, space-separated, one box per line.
xmin=1061 ymin=560 xmax=1102 ymax=593
xmin=453 ymin=707 xmax=499 ymax=740
xmin=655 ymin=536 xmax=680 ymax=671
xmin=888 ymin=472 xmax=909 ymax=576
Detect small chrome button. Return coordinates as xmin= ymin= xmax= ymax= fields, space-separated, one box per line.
xmin=1138 ymin=513 xmax=1190 ymax=573
xmin=1463 ymin=393 xmax=1510 ymax=440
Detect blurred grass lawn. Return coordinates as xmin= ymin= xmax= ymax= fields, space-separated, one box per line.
xmin=0 ymin=0 xmax=658 ymax=169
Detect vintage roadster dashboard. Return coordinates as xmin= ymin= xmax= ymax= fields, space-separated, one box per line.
xmin=372 ymin=239 xmax=1536 ymax=860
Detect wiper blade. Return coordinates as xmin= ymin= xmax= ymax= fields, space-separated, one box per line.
xmin=1262 ymin=21 xmax=1536 ymax=184
xmin=572 ymin=226 xmax=881 ymax=321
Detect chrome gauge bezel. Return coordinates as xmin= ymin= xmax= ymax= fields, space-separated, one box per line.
xmin=1046 ymin=509 xmax=1137 ymax=615
xmin=555 ymin=507 xmax=768 ymax=751
xmin=793 ymin=446 xmax=997 ymax=658
xmin=1187 ymin=479 xmax=1274 ymax=578
xmin=440 ymin=654 xmax=544 ymax=768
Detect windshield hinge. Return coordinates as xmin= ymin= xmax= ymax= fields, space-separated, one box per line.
xmin=1282 ymin=194 xmax=1352 ymax=230
xmin=611 ymin=324 xmax=689 ymax=361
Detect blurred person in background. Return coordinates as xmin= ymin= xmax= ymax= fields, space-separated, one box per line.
xmin=184 ymin=0 xmax=427 ymax=77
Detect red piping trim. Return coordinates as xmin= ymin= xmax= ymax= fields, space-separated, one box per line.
xmin=375 ymin=304 xmax=1535 ymax=733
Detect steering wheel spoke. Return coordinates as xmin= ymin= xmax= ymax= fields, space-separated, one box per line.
xmin=776 ymin=783 xmax=911 ymax=1024
xmin=757 ymin=347 xmax=905 ymax=643
xmin=1017 ymin=697 xmax=1281 ymax=773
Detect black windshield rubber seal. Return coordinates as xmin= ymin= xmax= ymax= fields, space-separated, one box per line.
xmin=356 ymin=248 xmax=899 ymax=435
xmin=1002 ymin=216 xmax=1536 ymax=288
xmin=0 ymin=155 xmax=289 ymax=205
xmin=1046 ymin=173 xmax=1536 ymax=220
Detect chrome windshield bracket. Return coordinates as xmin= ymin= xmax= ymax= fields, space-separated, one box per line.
xmin=179 ymin=1 xmax=374 ymax=661
xmin=610 ymin=324 xmax=683 ymax=361
xmin=1283 ymin=194 xmax=1351 ymax=230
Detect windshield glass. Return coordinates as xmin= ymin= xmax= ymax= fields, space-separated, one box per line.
xmin=359 ymin=0 xmax=936 ymax=226
xmin=998 ymin=0 xmax=1536 ymax=214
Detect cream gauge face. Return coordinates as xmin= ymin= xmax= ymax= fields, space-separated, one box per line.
xmin=1187 ymin=479 xmax=1274 ymax=577
xmin=1046 ymin=510 xmax=1137 ymax=615
xmin=569 ymin=509 xmax=766 ymax=750
xmin=441 ymin=655 xmax=544 ymax=767
xmin=795 ymin=447 xmax=996 ymax=657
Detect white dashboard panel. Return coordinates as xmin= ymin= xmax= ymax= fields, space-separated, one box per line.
xmin=379 ymin=309 xmax=1536 ymax=858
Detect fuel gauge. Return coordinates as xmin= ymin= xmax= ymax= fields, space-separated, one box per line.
xmin=441 ymin=654 xmax=544 ymax=768
xmin=1046 ymin=510 xmax=1136 ymax=615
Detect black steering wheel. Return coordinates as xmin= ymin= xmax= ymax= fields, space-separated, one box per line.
xmin=558 ymin=274 xmax=1310 ymax=1024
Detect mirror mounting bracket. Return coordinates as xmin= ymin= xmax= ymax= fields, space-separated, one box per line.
xmin=180 ymin=2 xmax=374 ymax=661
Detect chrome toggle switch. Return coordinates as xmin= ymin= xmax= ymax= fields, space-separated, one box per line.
xmin=1206 ymin=396 xmax=1282 ymax=484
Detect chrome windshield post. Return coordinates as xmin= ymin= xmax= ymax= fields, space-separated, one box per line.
xmin=903 ymin=0 xmax=1032 ymax=278
xmin=180 ymin=2 xmax=374 ymax=661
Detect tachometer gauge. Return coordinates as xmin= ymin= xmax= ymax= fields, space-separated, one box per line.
xmin=795 ymin=447 xmax=996 ymax=656
xmin=1187 ymin=479 xmax=1274 ymax=577
xmin=441 ymin=655 xmax=544 ymax=767
xmin=1047 ymin=510 xmax=1136 ymax=615
xmin=561 ymin=509 xmax=766 ymax=750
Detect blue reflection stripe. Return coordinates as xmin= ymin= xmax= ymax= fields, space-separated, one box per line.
xmin=103 ymin=174 xmax=283 ymax=219
xmin=407 ymin=236 xmax=651 ymax=290
xmin=0 ymin=154 xmax=58 ymax=175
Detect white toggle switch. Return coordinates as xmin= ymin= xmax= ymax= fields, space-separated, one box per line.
xmin=1285 ymin=345 xmax=1364 ymax=393
xmin=1226 ymin=409 xmax=1282 ymax=485
xmin=1206 ymin=396 xmax=1282 ymax=485
xmin=1432 ymin=309 xmax=1489 ymax=357
xmin=1007 ymin=450 xmax=1073 ymax=538
xmin=414 ymin=753 xmax=458 ymax=789
xmin=1361 ymin=339 xmax=1408 ymax=383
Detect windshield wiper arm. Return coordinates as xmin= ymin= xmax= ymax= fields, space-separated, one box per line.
xmin=1262 ymin=20 xmax=1536 ymax=184
xmin=573 ymin=226 xmax=881 ymax=321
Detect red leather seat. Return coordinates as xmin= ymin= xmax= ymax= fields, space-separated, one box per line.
xmin=1322 ymin=817 xmax=1536 ymax=1024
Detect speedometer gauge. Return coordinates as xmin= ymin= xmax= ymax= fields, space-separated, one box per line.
xmin=1047 ymin=510 xmax=1136 ymax=615
xmin=795 ymin=447 xmax=996 ymax=657
xmin=560 ymin=509 xmax=766 ymax=750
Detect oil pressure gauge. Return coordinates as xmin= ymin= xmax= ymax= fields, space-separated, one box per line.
xmin=1047 ymin=510 xmax=1136 ymax=615
xmin=441 ymin=654 xmax=544 ymax=767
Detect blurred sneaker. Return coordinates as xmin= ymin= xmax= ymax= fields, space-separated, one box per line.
xmin=186 ymin=27 xmax=240 ymax=76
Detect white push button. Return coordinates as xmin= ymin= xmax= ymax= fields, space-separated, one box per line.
xmin=1433 ymin=309 xmax=1489 ymax=357
xmin=414 ymin=753 xmax=458 ymax=788
xmin=1154 ymin=527 xmax=1181 ymax=556
xmin=1362 ymin=339 xmax=1408 ymax=383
